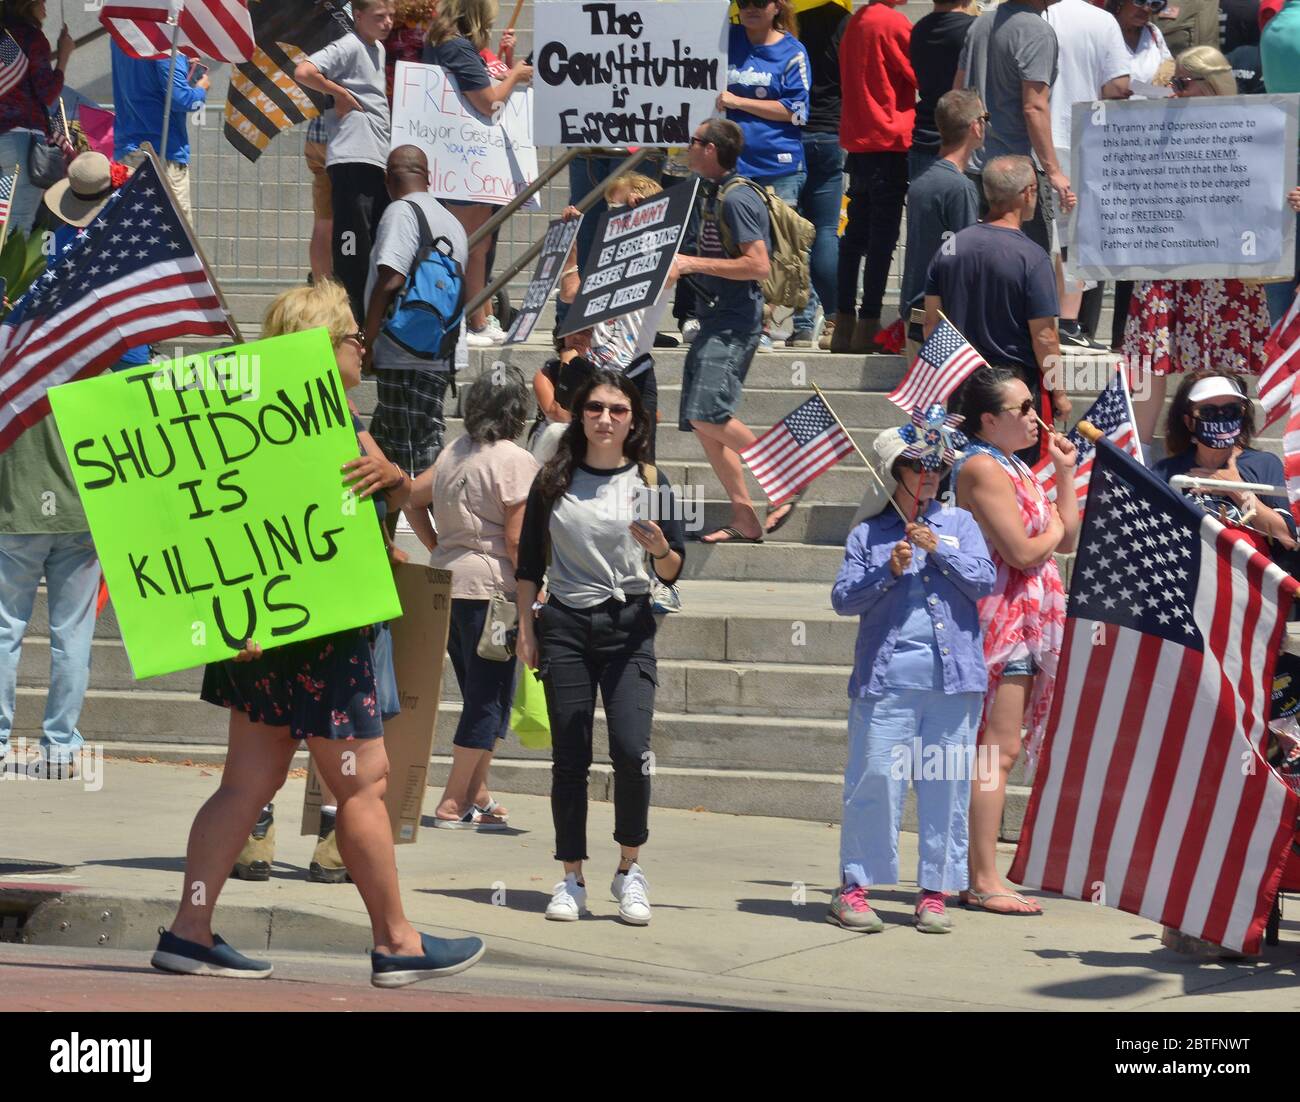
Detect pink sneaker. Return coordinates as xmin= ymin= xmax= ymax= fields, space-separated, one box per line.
xmin=826 ymin=885 xmax=884 ymax=933
xmin=915 ymin=890 xmax=952 ymax=934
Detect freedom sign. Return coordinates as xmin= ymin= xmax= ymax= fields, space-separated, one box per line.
xmin=532 ymin=1 xmax=727 ymax=147
xmin=48 ymin=329 xmax=402 ymax=679
xmin=391 ymin=60 xmax=539 ymax=207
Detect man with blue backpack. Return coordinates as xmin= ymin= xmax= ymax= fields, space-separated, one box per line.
xmin=363 ymin=145 xmax=469 ymax=547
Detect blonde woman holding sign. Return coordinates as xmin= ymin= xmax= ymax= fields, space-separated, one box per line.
xmin=154 ymin=282 xmax=487 ymax=989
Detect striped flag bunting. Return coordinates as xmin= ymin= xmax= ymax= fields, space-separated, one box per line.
xmin=1260 ymin=286 xmax=1300 ymax=430
xmin=1032 ymin=364 xmax=1142 ymax=511
xmin=100 ymin=1 xmax=255 ymax=63
xmin=222 ymin=0 xmax=352 ymax=162
xmin=887 ymin=316 xmax=987 ymax=413
xmin=0 ymin=30 xmax=30 ymax=100
xmin=1010 ymin=437 xmax=1300 ymax=955
xmin=0 ymin=155 xmax=237 ymax=453
xmin=740 ymin=393 xmax=855 ymax=507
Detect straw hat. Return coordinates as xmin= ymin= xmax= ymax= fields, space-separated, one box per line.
xmin=43 ymin=152 xmax=116 ymax=228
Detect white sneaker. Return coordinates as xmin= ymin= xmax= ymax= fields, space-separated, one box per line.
xmin=680 ymin=319 xmax=700 ymax=344
xmin=545 ymin=874 xmax=587 ymax=921
xmin=611 ymin=863 xmax=652 ymax=926
xmin=465 ymin=325 xmax=495 ymax=347
xmin=482 ymin=315 xmax=508 ymax=345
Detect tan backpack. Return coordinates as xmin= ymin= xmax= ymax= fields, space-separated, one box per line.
xmin=706 ymin=176 xmax=814 ymax=311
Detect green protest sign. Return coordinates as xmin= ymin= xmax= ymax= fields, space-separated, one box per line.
xmin=48 ymin=328 xmax=402 ymax=679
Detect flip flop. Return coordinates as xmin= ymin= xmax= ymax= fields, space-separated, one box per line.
xmin=698 ymin=526 xmax=764 ymax=545
xmin=961 ymin=890 xmax=1043 ymax=916
xmin=764 ymin=487 xmax=806 ymax=535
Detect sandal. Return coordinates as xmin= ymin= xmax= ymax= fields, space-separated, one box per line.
xmin=960 ymin=889 xmax=1043 ymax=916
xmin=764 ymin=487 xmax=806 ymax=535
xmin=474 ymin=798 xmax=509 ymax=820
xmin=698 ymin=525 xmax=764 ymax=545
xmin=431 ymin=807 xmax=509 ymax=832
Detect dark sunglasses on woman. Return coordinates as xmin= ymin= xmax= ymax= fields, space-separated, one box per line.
xmin=1002 ymin=398 xmax=1036 ymax=417
xmin=1132 ymin=0 xmax=1168 ymax=10
xmin=583 ymin=400 xmax=632 ymax=420
xmin=736 ymin=0 xmax=773 ymax=9
xmin=1194 ymin=402 xmax=1246 ymax=420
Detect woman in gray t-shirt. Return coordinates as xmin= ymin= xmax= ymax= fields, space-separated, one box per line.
xmin=515 ymin=370 xmax=686 ymax=927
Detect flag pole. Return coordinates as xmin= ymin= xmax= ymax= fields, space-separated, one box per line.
xmin=811 ymin=381 xmax=910 ymax=525
xmin=158 ymin=1 xmax=185 ymax=170
xmin=1116 ymin=359 xmax=1146 ymax=467
xmin=58 ymin=96 xmax=69 ymax=142
xmin=505 ymin=0 xmax=527 ymax=31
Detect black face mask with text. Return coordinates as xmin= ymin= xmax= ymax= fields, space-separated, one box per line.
xmin=1191 ymin=414 xmax=1243 ymax=450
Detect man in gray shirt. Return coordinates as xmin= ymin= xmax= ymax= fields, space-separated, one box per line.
xmin=956 ymin=0 xmax=1075 ymax=252
xmin=296 ymin=0 xmax=395 ymax=323
xmin=364 ymin=145 xmax=469 ymax=551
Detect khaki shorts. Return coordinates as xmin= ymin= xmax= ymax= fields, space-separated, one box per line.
xmin=164 ymin=161 xmax=192 ymax=223
xmin=305 ymin=140 xmax=332 ymax=220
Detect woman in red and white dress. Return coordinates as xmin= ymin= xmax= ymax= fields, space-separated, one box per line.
xmin=953 ymin=368 xmax=1079 ymax=915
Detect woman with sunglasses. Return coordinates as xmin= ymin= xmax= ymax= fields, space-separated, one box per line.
xmin=829 ymin=411 xmax=995 ymax=934
xmin=952 ymin=368 xmax=1079 ymax=915
xmin=515 ymin=371 xmax=686 ymax=926
xmin=720 ymin=0 xmax=812 ymax=351
xmin=1120 ymin=47 xmax=1291 ymax=443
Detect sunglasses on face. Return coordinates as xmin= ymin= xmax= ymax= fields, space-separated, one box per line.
xmin=736 ymin=0 xmax=773 ymax=9
xmin=583 ymin=400 xmax=632 ymax=420
xmin=1194 ymin=402 xmax=1246 ymax=420
xmin=1132 ymin=0 xmax=1169 ymax=11
xmin=340 ymin=330 xmax=365 ymax=350
xmin=1170 ymin=75 xmax=1204 ymax=92
xmin=900 ymin=459 xmax=947 ymax=475
xmin=1002 ymin=398 xmax=1036 ymax=417
xmin=689 ymin=136 xmax=713 ymax=147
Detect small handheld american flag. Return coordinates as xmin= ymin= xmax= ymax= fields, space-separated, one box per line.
xmin=888 ymin=316 xmax=988 ymax=413
xmin=0 ymin=165 xmax=17 ymax=226
xmin=0 ymin=30 xmax=30 ymax=100
xmin=741 ymin=393 xmax=855 ymax=506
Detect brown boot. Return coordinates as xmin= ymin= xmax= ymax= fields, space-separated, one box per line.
xmin=850 ymin=317 xmax=882 ymax=354
xmin=827 ymin=312 xmax=855 ymax=353
xmin=233 ymin=803 xmax=275 ymax=881
xmin=309 ymin=810 xmax=350 ymax=884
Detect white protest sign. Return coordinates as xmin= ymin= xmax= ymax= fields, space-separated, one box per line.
xmin=1068 ymin=94 xmax=1299 ymax=281
xmin=390 ymin=60 xmax=539 ymax=207
xmin=532 ymin=1 xmax=728 ymax=147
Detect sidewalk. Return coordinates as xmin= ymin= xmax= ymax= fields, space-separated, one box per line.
xmin=1 ymin=760 xmax=1297 ymax=1011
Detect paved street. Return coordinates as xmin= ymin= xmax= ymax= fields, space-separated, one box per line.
xmin=2 ymin=760 xmax=1298 ymax=1012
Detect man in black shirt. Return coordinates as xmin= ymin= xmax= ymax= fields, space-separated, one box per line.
xmin=909 ymin=0 xmax=977 ymax=180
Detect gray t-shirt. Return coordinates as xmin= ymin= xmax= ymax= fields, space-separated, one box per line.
xmin=308 ymin=33 xmax=391 ymax=169
xmin=366 ymin=193 xmax=470 ymax=372
xmin=961 ymin=3 xmax=1058 ymax=173
xmin=900 ymin=158 xmax=980 ymax=315
xmin=690 ymin=174 xmax=771 ymax=330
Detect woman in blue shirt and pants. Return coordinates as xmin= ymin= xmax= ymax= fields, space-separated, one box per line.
xmin=830 ymin=415 xmax=994 ymax=933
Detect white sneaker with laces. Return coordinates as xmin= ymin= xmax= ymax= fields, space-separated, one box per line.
xmin=465 ymin=326 xmax=495 ymax=347
xmin=482 ymin=315 xmax=508 ymax=344
xmin=545 ymin=874 xmax=587 ymax=921
xmin=611 ymin=863 xmax=652 ymax=926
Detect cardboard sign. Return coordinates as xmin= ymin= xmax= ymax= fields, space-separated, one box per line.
xmin=1068 ymin=93 xmax=1300 ymax=281
xmin=532 ymin=1 xmax=728 ymax=147
xmin=302 ymin=564 xmax=452 ymax=845
xmin=555 ymin=178 xmax=696 ymax=337
xmin=48 ymin=329 xmax=402 ymax=679
xmin=391 ymin=60 xmax=539 ymax=208
xmin=505 ymin=217 xmax=582 ymax=344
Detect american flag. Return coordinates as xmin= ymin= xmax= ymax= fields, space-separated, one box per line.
xmin=101 ymin=1 xmax=255 ymax=63
xmin=0 ymin=155 xmax=236 ymax=453
xmin=1259 ymin=287 xmax=1300 ymax=430
xmin=1032 ymin=366 xmax=1141 ymax=510
xmin=0 ymin=167 xmax=15 ymax=225
xmin=1284 ymin=370 xmax=1300 ymax=527
xmin=740 ymin=393 xmax=855 ymax=506
xmin=0 ymin=30 xmax=29 ymax=100
xmin=1010 ymin=438 xmax=1300 ymax=954
xmin=887 ymin=316 xmax=987 ymax=413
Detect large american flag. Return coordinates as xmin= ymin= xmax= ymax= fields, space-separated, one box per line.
xmin=0 ymin=30 xmax=28 ymax=99
xmin=0 ymin=155 xmax=236 ymax=453
xmin=1284 ymin=370 xmax=1300 ymax=527
xmin=101 ymin=1 xmax=255 ymax=63
xmin=887 ymin=316 xmax=987 ymax=413
xmin=1032 ymin=366 xmax=1141 ymax=510
xmin=1010 ymin=438 xmax=1300 ymax=954
xmin=1259 ymin=287 xmax=1300 ymax=429
xmin=740 ymin=393 xmax=855 ymax=506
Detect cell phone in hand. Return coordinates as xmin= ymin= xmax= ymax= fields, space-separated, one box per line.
xmin=189 ymin=61 xmax=209 ymax=85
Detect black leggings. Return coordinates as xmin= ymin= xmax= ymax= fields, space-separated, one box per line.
xmin=537 ymin=595 xmax=657 ymax=861
xmin=328 ymin=162 xmax=390 ymax=324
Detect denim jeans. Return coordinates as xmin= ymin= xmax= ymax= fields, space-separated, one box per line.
xmin=755 ymin=170 xmax=806 ymax=333
xmin=0 ymin=130 xmax=42 ymax=236
xmin=0 ymin=532 xmax=99 ymax=763
xmin=838 ymin=152 xmax=909 ymax=321
xmin=840 ymin=689 xmax=982 ymax=892
xmin=792 ymin=133 xmax=845 ymax=330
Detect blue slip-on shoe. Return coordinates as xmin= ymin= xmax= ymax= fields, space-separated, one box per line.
xmin=150 ymin=930 xmax=274 ymax=979
xmin=370 ymin=932 xmax=485 ymax=988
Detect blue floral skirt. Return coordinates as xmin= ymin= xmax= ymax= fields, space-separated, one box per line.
xmin=200 ymin=627 xmax=383 ymax=741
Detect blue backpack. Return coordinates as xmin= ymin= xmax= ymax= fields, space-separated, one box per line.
xmin=383 ymin=199 xmax=466 ymax=363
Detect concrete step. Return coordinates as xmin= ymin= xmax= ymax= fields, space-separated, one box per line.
xmin=675 ymin=539 xmax=844 ymax=583
xmin=657 ymin=459 xmax=876 ymax=507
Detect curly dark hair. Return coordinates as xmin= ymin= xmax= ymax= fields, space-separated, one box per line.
xmin=534 ymin=369 xmax=652 ymax=501
xmin=462 ymin=364 xmax=530 ymax=444
xmin=1163 ymin=370 xmax=1254 ymax=456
